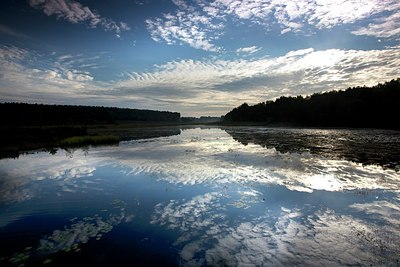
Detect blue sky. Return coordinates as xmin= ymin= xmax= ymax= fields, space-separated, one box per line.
xmin=0 ymin=0 xmax=399 ymax=116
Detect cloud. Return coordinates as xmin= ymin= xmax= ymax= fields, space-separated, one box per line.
xmin=352 ymin=12 xmax=400 ymax=38
xmin=209 ymin=0 xmax=273 ymax=21
xmin=146 ymin=0 xmax=400 ymax=50
xmin=55 ymin=54 xmax=101 ymax=70
xmin=115 ymin=46 xmax=400 ymax=114
xmin=236 ymin=46 xmax=262 ymax=54
xmin=0 ymin=45 xmax=99 ymax=104
xmin=306 ymin=0 xmax=377 ymax=28
xmin=1 ymin=44 xmax=399 ymax=116
xmin=66 ymin=70 xmax=93 ymax=81
xmin=145 ymin=9 xmax=223 ymax=52
xmin=285 ymin=47 xmax=314 ymax=57
xmin=212 ymin=0 xmax=400 ymax=35
xmin=28 ymin=0 xmax=130 ymax=35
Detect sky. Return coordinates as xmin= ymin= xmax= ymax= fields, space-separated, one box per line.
xmin=0 ymin=0 xmax=399 ymax=116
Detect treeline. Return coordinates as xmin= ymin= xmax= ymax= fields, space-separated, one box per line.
xmin=0 ymin=103 xmax=180 ymax=125
xmin=181 ymin=116 xmax=222 ymax=124
xmin=224 ymin=79 xmax=400 ymax=129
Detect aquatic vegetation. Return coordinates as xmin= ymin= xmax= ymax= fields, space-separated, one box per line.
xmin=59 ymin=135 xmax=120 ymax=147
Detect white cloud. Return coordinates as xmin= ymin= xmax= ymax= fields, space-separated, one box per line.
xmin=66 ymin=70 xmax=93 ymax=82
xmin=306 ymin=0 xmax=377 ymax=28
xmin=1 ymin=44 xmax=399 ymax=116
xmin=211 ymin=0 xmax=273 ymax=20
xmin=352 ymin=12 xmax=400 ymax=38
xmin=28 ymin=0 xmax=130 ymax=35
xmin=146 ymin=0 xmax=400 ymax=50
xmin=214 ymin=0 xmax=400 ymax=35
xmin=115 ymin=46 xmax=400 ymax=114
xmin=171 ymin=0 xmax=189 ymax=9
xmin=145 ymin=9 xmax=223 ymax=52
xmin=0 ymin=46 xmax=97 ymax=104
xmin=284 ymin=47 xmax=314 ymax=57
xmin=236 ymin=46 xmax=262 ymax=54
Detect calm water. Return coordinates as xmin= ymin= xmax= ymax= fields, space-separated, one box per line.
xmin=0 ymin=127 xmax=399 ymax=266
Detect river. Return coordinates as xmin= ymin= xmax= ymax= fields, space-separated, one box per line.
xmin=0 ymin=126 xmax=399 ymax=266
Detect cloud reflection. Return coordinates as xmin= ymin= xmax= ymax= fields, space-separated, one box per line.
xmin=152 ymin=193 xmax=400 ymax=266
xmin=0 ymin=127 xmax=399 ymax=265
xmin=101 ymin=128 xmax=399 ymax=193
xmin=0 ymin=127 xmax=398 ymax=205
xmin=4 ymin=200 xmax=133 ymax=266
xmin=0 ymin=150 xmax=97 ymax=204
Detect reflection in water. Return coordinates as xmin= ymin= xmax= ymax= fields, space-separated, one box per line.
xmin=1 ymin=125 xmax=181 ymax=161
xmin=115 ymin=128 xmax=399 ymax=193
xmin=117 ymin=126 xmax=181 ymax=141
xmin=0 ymin=127 xmax=399 ymax=266
xmin=6 ymin=200 xmax=133 ymax=266
xmin=151 ymin=190 xmax=400 ymax=266
xmin=38 ymin=202 xmax=133 ymax=255
xmin=225 ymin=127 xmax=400 ymax=170
xmin=0 ymin=150 xmax=98 ymax=204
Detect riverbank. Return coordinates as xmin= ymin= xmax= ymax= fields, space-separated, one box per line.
xmin=0 ymin=122 xmax=184 ymax=159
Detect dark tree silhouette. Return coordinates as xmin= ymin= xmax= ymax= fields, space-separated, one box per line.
xmin=224 ymin=79 xmax=400 ymax=129
xmin=0 ymin=103 xmax=180 ymax=126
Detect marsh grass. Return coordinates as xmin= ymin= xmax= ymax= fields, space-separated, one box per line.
xmin=59 ymin=135 xmax=119 ymax=147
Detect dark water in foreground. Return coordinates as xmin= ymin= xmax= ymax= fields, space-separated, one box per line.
xmin=0 ymin=127 xmax=399 ymax=266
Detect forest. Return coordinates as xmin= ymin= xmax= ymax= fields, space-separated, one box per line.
xmin=223 ymin=79 xmax=400 ymax=129
xmin=0 ymin=103 xmax=181 ymax=159
xmin=0 ymin=103 xmax=181 ymax=125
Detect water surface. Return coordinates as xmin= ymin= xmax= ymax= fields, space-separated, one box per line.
xmin=0 ymin=127 xmax=399 ymax=266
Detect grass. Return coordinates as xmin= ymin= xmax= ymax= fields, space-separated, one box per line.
xmin=59 ymin=135 xmax=120 ymax=147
